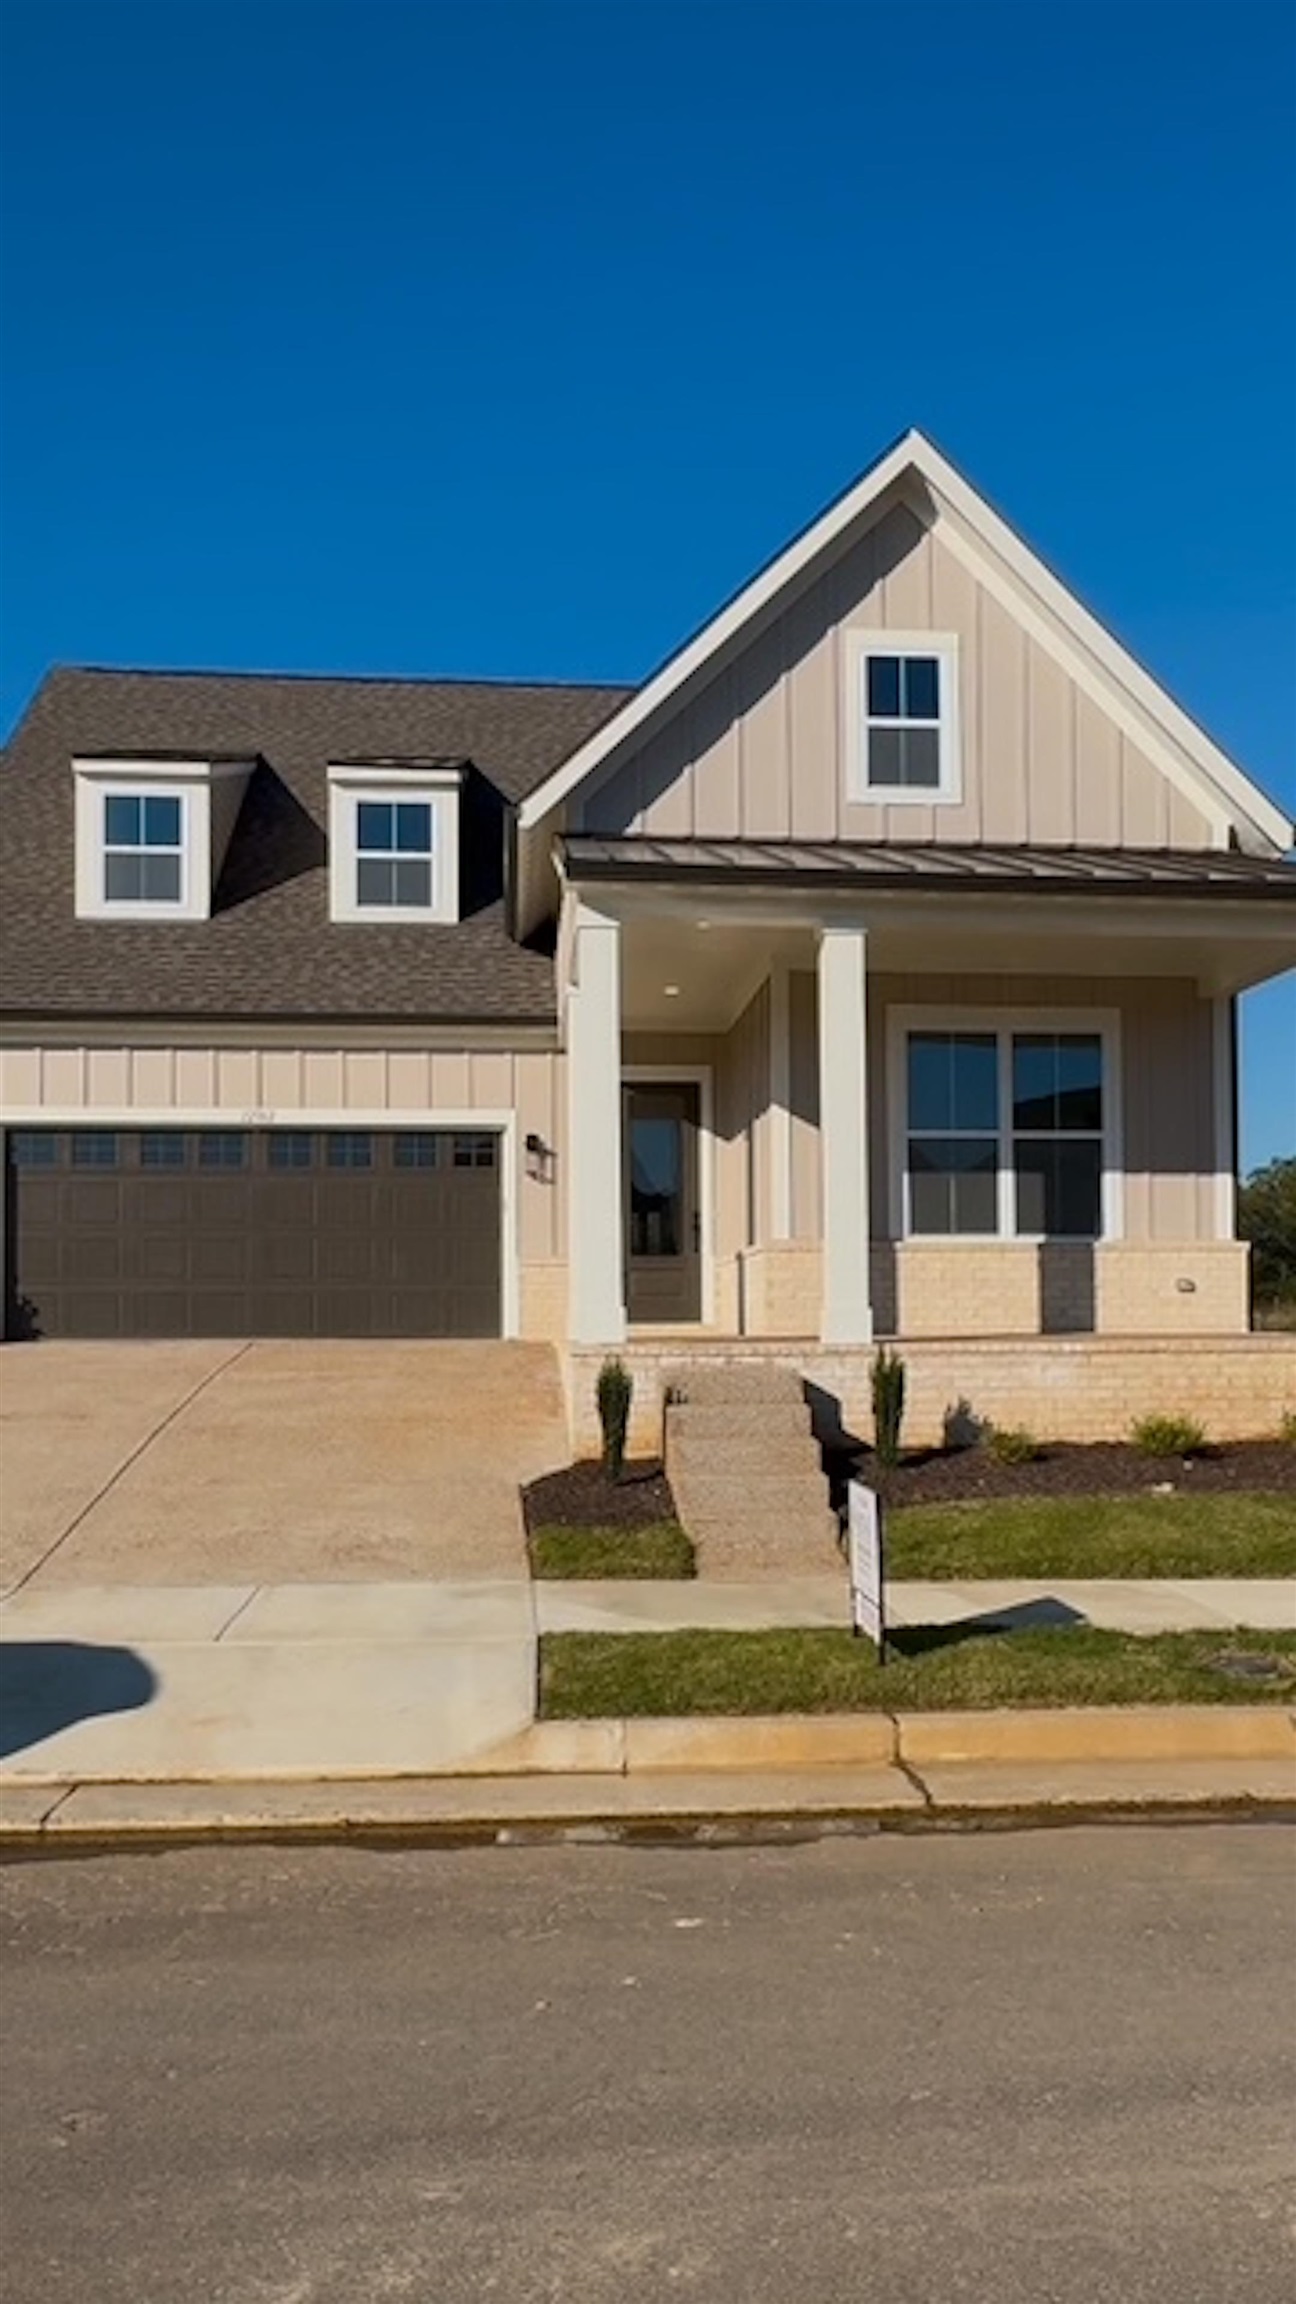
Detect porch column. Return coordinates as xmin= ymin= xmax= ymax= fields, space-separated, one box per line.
xmin=566 ymin=902 xmax=626 ymax=1345
xmin=817 ymin=926 xmax=873 ymax=1345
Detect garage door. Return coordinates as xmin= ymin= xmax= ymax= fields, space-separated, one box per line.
xmin=5 ymin=1127 xmax=502 ymax=1339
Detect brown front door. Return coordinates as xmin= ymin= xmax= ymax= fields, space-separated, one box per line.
xmin=624 ymin=1083 xmax=702 ymax=1326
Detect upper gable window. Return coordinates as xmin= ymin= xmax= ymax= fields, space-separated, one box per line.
xmin=103 ymin=794 xmax=184 ymax=904
xmin=847 ymin=633 xmax=960 ymax=806
xmin=328 ymin=764 xmax=461 ymax=923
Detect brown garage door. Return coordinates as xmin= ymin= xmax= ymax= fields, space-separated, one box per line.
xmin=4 ymin=1127 xmax=502 ymax=1339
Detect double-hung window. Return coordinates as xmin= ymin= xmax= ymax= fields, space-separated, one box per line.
xmin=850 ymin=634 xmax=960 ymax=802
xmin=903 ymin=1022 xmax=1108 ymax=1239
xmin=103 ymin=794 xmax=184 ymax=904
xmin=356 ymin=801 xmax=434 ymax=910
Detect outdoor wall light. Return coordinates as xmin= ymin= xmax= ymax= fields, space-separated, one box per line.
xmin=524 ymin=1131 xmax=555 ymax=1183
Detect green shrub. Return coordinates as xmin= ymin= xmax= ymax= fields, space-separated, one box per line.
xmin=1130 ymin=1413 xmax=1207 ymax=1458
xmin=1238 ymin=1156 xmax=1296 ymax=1310
xmin=595 ymin=1357 xmax=633 ymax=1484
xmin=871 ymin=1346 xmax=907 ymax=1470
xmin=1279 ymin=1409 xmax=1296 ymax=1448
xmin=984 ymin=1424 xmax=1041 ymax=1465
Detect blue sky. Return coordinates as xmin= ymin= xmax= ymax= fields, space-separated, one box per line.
xmin=2 ymin=0 xmax=1292 ymax=1164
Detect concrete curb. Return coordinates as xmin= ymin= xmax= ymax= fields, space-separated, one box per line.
xmin=2 ymin=1708 xmax=1293 ymax=1852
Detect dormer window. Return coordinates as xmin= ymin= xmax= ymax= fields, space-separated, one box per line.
xmin=103 ymin=794 xmax=184 ymax=904
xmin=328 ymin=763 xmax=461 ymax=923
xmin=845 ymin=632 xmax=961 ymax=805
xmin=72 ymin=755 xmax=254 ymax=921
xmin=356 ymin=801 xmax=434 ymax=909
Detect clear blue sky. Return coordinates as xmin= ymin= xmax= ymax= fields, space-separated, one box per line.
xmin=2 ymin=0 xmax=1293 ymax=1165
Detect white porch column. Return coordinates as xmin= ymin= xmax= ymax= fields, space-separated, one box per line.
xmin=566 ymin=903 xmax=626 ymax=1345
xmin=817 ymin=926 xmax=873 ymax=1344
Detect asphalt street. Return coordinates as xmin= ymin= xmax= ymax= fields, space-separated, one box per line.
xmin=1 ymin=1823 xmax=1293 ymax=2302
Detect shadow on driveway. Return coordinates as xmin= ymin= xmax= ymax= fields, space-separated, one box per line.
xmin=0 ymin=1642 xmax=157 ymax=1760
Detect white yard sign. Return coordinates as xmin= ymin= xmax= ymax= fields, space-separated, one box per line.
xmin=847 ymin=1479 xmax=886 ymax=1657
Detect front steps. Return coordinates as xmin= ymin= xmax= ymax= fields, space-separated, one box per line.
xmin=664 ymin=1361 xmax=842 ymax=1581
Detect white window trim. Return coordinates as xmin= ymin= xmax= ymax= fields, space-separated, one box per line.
xmin=72 ymin=758 xmax=249 ymax=922
xmin=885 ymin=1005 xmax=1124 ymax=1243
xmin=843 ymin=630 xmax=962 ymax=807
xmin=621 ymin=1063 xmax=715 ymax=1327
xmin=0 ymin=1106 xmax=520 ymax=1337
xmin=328 ymin=765 xmax=461 ymax=924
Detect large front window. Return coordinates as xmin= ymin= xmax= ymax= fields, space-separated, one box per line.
xmin=906 ymin=1027 xmax=1105 ymax=1238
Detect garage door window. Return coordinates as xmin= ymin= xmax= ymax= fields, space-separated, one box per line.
xmin=269 ymin=1132 xmax=314 ymax=1169
xmin=198 ymin=1133 xmax=246 ymax=1169
xmin=12 ymin=1131 xmax=59 ymax=1167
xmin=72 ymin=1131 xmax=119 ymax=1168
xmin=327 ymin=1133 xmax=373 ymax=1169
xmin=140 ymin=1132 xmax=186 ymax=1168
xmin=453 ymin=1134 xmax=496 ymax=1169
xmin=394 ymin=1134 xmax=440 ymax=1168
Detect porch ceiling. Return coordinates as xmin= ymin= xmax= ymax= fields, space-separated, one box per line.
xmin=572 ymin=839 xmax=1296 ymax=1012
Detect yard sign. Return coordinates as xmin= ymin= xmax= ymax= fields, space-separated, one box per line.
xmin=847 ymin=1479 xmax=886 ymax=1659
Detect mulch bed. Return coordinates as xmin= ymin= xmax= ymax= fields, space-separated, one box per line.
xmin=843 ymin=1438 xmax=1296 ymax=1507
xmin=523 ymin=1459 xmax=678 ymax=1532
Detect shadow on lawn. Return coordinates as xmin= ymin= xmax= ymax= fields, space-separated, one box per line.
xmin=891 ymin=1597 xmax=1088 ymax=1656
xmin=0 ymin=1642 xmax=156 ymax=1760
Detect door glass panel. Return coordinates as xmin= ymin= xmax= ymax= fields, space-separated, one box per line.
xmin=629 ymin=1116 xmax=682 ymax=1257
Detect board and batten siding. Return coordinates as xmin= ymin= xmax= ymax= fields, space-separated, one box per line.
xmin=0 ymin=1044 xmax=568 ymax=1267
xmin=781 ymin=972 xmax=1222 ymax=1249
xmin=578 ymin=505 xmax=1215 ymax=850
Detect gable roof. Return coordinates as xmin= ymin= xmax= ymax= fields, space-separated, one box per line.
xmin=0 ymin=666 xmax=631 ymax=1022
xmin=516 ymin=430 xmax=1292 ymax=857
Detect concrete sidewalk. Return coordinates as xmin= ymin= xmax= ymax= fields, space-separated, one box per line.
xmin=1 ymin=1573 xmax=1292 ymax=1787
xmin=535 ymin=1574 xmax=1296 ymax=1636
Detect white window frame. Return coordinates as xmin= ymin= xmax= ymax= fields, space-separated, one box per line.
xmin=73 ymin=758 xmax=235 ymax=922
xmin=886 ymin=1006 xmax=1123 ymax=1243
xmin=844 ymin=630 xmax=962 ymax=806
xmin=328 ymin=765 xmax=461 ymax=924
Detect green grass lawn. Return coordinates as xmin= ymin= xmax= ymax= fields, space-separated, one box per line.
xmin=884 ymin=1492 xmax=1296 ymax=1580
xmin=540 ymin=1625 xmax=1296 ymax=1718
xmin=529 ymin=1521 xmax=697 ymax=1579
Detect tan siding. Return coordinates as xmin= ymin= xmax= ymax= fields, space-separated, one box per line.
xmin=581 ymin=514 xmax=1217 ymax=850
xmin=130 ymin=1047 xmax=175 ymax=1106
xmin=788 ymin=969 xmax=820 ymax=1239
xmin=0 ymin=1049 xmax=42 ymax=1106
xmin=216 ymin=1047 xmax=260 ymax=1107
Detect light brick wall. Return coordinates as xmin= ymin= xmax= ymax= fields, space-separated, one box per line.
xmin=740 ymin=1244 xmax=822 ymax=1336
xmin=1096 ymin=1244 xmax=1249 ymax=1335
xmin=564 ymin=1335 xmax=1296 ymax=1456
xmin=519 ymin=1263 xmax=567 ymax=1340
xmin=894 ymin=1243 xmax=1039 ymax=1336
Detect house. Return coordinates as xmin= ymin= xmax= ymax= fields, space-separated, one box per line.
xmin=2 ymin=430 xmax=1293 ymax=1450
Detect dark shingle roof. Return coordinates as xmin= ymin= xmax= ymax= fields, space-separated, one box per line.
xmin=563 ymin=834 xmax=1296 ymax=897
xmin=0 ymin=668 xmax=633 ymax=1022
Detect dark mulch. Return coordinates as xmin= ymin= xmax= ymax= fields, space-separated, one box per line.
xmin=839 ymin=1438 xmax=1296 ymax=1507
xmin=522 ymin=1458 xmax=677 ymax=1533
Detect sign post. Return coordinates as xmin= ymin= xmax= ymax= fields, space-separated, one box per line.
xmin=847 ymin=1478 xmax=886 ymax=1660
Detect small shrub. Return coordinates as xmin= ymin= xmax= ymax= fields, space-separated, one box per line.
xmin=595 ymin=1357 xmax=633 ymax=1484
xmin=984 ymin=1424 xmax=1041 ymax=1465
xmin=871 ymin=1346 xmax=907 ymax=1470
xmin=1279 ymin=1409 xmax=1296 ymax=1448
xmin=1130 ymin=1413 xmax=1207 ymax=1459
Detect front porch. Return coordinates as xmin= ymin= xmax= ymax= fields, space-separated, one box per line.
xmin=559 ymin=854 xmax=1290 ymax=1360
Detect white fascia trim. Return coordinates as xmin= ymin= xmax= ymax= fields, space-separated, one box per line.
xmin=516 ymin=429 xmax=1291 ymax=854
xmin=2 ymin=1105 xmax=521 ymax=1339
xmin=843 ymin=630 xmax=962 ymax=807
xmin=327 ymin=764 xmax=462 ymax=925
xmin=885 ymin=1003 xmax=1124 ymax=1245
xmin=622 ymin=1063 xmax=716 ymax=1327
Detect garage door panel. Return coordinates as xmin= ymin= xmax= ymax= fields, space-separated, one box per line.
xmin=9 ymin=1129 xmax=502 ymax=1338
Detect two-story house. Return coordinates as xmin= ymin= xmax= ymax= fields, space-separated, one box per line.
xmin=2 ymin=431 xmax=1293 ymax=1450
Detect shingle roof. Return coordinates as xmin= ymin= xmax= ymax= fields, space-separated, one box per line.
xmin=563 ymin=834 xmax=1296 ymax=897
xmin=0 ymin=668 xmax=632 ymax=1021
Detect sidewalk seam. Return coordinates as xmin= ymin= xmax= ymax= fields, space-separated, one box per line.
xmin=212 ymin=1587 xmax=262 ymax=1643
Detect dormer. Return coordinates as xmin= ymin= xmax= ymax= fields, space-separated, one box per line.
xmin=327 ymin=759 xmax=463 ymax=924
xmin=72 ymin=753 xmax=255 ymax=921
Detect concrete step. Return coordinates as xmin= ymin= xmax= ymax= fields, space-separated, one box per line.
xmin=669 ymin=1445 xmax=824 ymax=1489
xmin=666 ymin=1402 xmax=813 ymax=1443
xmin=664 ymin=1362 xmax=804 ymax=1408
xmin=672 ymin=1472 xmax=833 ymax=1521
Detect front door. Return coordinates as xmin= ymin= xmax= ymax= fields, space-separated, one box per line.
xmin=624 ymin=1083 xmax=702 ymax=1325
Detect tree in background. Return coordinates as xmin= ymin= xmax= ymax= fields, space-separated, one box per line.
xmin=1238 ymin=1157 xmax=1296 ymax=1308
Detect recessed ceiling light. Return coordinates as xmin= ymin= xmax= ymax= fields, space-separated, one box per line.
xmin=663 ymin=984 xmax=681 ymax=997
xmin=696 ymin=918 xmax=712 ymax=930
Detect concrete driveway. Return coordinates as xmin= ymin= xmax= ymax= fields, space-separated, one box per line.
xmin=0 ymin=1340 xmax=568 ymax=1591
